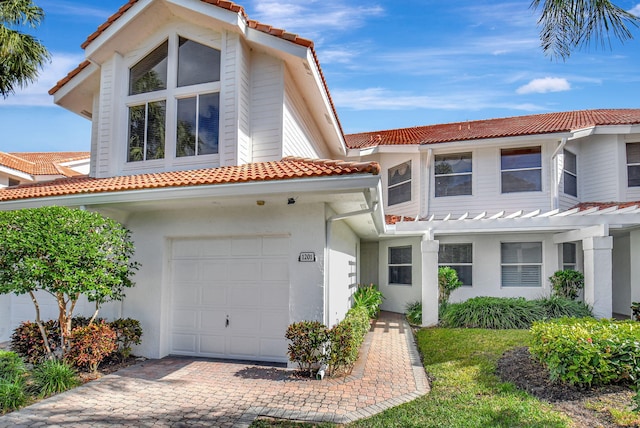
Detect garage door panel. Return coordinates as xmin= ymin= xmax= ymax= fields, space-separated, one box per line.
xmin=231 ymin=260 xmax=261 ymax=281
xmin=200 ymin=334 xmax=226 ymax=355
xmin=201 ymin=239 xmax=231 ymax=257
xmin=173 ymin=261 xmax=199 ymax=281
xmin=228 ymin=311 xmax=260 ymax=332
xmin=228 ymin=286 xmax=262 ymax=307
xmin=173 ymin=286 xmax=200 ymax=306
xmin=172 ymin=240 xmax=200 ymax=258
xmin=260 ymin=338 xmax=287 ymax=359
xmin=171 ymin=333 xmax=197 ymax=353
xmin=201 ymin=262 xmax=229 ymax=281
xmin=201 ymin=287 xmax=227 ymax=307
xmin=200 ymin=311 xmax=227 ymax=331
xmin=229 ymin=336 xmax=259 ymax=357
xmin=262 ymin=261 xmax=289 ymax=281
xmin=262 ymin=236 xmax=289 ymax=256
xmin=173 ymin=310 xmax=198 ymax=329
xmin=260 ymin=311 xmax=288 ymax=335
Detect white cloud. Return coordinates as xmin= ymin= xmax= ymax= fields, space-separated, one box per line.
xmin=249 ymin=0 xmax=384 ymax=38
xmin=0 ymin=52 xmax=85 ymax=107
xmin=516 ymin=77 xmax=571 ymax=94
xmin=630 ymin=4 xmax=640 ymax=16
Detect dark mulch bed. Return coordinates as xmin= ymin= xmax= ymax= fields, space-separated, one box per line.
xmin=497 ymin=347 xmax=637 ymax=428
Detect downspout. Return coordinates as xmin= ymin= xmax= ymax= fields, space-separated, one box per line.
xmin=324 ymin=194 xmax=379 ymax=327
xmin=421 ymin=148 xmax=433 ymax=220
xmin=550 ymin=138 xmax=568 ymax=210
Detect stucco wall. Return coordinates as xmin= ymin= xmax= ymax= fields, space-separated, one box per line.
xmin=613 ymin=234 xmax=631 ymax=315
xmin=118 ymin=202 xmax=326 ymax=359
xmin=378 ymin=237 xmax=422 ymax=314
xmin=327 ymin=218 xmax=359 ymax=327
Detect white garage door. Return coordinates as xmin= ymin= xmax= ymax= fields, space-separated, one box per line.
xmin=170 ymin=236 xmax=290 ymax=362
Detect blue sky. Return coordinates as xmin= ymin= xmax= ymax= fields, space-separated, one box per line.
xmin=0 ymin=0 xmax=639 ymax=152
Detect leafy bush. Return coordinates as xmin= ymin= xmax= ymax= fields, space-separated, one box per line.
xmin=352 ymin=284 xmax=384 ymax=318
xmin=327 ymin=306 xmax=370 ymax=376
xmin=0 ymin=379 xmax=27 ymax=413
xmin=10 ymin=320 xmax=60 ymax=364
xmin=438 ymin=266 xmax=462 ymax=305
xmin=440 ymin=296 xmax=593 ymax=329
xmin=30 ymin=359 xmax=79 ymax=398
xmin=110 ymin=318 xmax=143 ymax=360
xmin=632 ymin=302 xmax=640 ymax=321
xmin=285 ymin=321 xmax=329 ymax=376
xmin=530 ymin=317 xmax=640 ymax=388
xmin=405 ymin=300 xmax=422 ymax=325
xmin=549 ymin=269 xmax=584 ymax=300
xmin=0 ymin=351 xmax=26 ymax=383
xmin=68 ymin=322 xmax=117 ymax=373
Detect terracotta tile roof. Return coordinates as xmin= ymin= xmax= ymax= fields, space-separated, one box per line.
xmin=48 ymin=0 xmax=344 ymax=139
xmin=345 ymin=109 xmax=640 ymax=149
xmin=0 ymin=157 xmax=380 ymax=202
xmin=385 ymin=214 xmax=415 ymax=225
xmin=0 ymin=152 xmax=89 ymax=177
xmin=573 ymin=201 xmax=640 ymax=211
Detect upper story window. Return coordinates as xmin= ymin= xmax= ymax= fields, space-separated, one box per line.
xmin=126 ymin=36 xmax=221 ymax=163
xmin=501 ymin=242 xmax=542 ymax=287
xmin=388 ymin=161 xmax=411 ymax=206
xmin=501 ymin=147 xmax=542 ymax=193
xmin=388 ymin=245 xmax=412 ymax=286
xmin=7 ymin=178 xmax=20 ymax=187
xmin=434 ymin=153 xmax=472 ymax=197
xmin=563 ymin=150 xmax=577 ymax=197
xmin=626 ymin=143 xmax=640 ymax=187
xmin=438 ymin=243 xmax=472 ymax=286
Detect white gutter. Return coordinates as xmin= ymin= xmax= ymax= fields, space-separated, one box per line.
xmin=421 ymin=148 xmax=433 ymax=220
xmin=323 ymin=190 xmax=379 ymax=327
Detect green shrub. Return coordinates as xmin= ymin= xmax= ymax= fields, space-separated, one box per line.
xmin=438 ymin=266 xmax=462 ymax=305
xmin=632 ymin=302 xmax=640 ymax=321
xmin=549 ymin=269 xmax=584 ymax=300
xmin=405 ymin=300 xmax=422 ymax=325
xmin=0 ymin=351 xmax=26 ymax=383
xmin=352 ymin=284 xmax=384 ymax=318
xmin=530 ymin=317 xmax=640 ymax=387
xmin=109 ymin=318 xmax=143 ymax=360
xmin=30 ymin=359 xmax=79 ymax=398
xmin=285 ymin=321 xmax=329 ymax=376
xmin=538 ymin=295 xmax=592 ymax=318
xmin=440 ymin=297 xmax=545 ymax=329
xmin=0 ymin=379 xmax=27 ymax=413
xmin=10 ymin=320 xmax=60 ymax=364
xmin=327 ymin=306 xmax=370 ymax=376
xmin=68 ymin=322 xmax=117 ymax=373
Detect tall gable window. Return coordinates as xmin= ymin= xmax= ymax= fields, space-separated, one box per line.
xmin=563 ymin=150 xmax=577 ymax=197
xmin=127 ymin=36 xmax=221 ymax=163
xmin=388 ymin=161 xmax=411 ymax=206
xmin=626 ymin=143 xmax=640 ymax=187
xmin=501 ymin=147 xmax=542 ymax=193
xmin=434 ymin=153 xmax=472 ymax=197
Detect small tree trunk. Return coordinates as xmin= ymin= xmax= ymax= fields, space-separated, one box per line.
xmin=28 ymin=291 xmax=54 ymax=360
xmin=88 ymin=300 xmax=100 ymax=325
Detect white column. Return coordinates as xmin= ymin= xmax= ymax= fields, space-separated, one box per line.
xmin=631 ymin=230 xmax=640 ymax=307
xmin=421 ymin=237 xmax=439 ymax=326
xmin=582 ymin=236 xmax=613 ymax=318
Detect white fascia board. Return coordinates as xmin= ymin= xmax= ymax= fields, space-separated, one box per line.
xmin=52 ymin=62 xmax=99 ymax=106
xmin=83 ymin=0 xmax=153 ymax=59
xmin=568 ymin=127 xmax=595 ymax=139
xmin=553 ymin=224 xmax=609 ymax=244
xmin=245 ymin=27 xmax=309 ymax=58
xmin=593 ymin=124 xmax=640 ymax=135
xmin=347 ymin=146 xmax=379 ymax=158
xmin=0 ymin=166 xmax=32 ymax=181
xmin=166 ymin=0 xmax=242 ymax=26
xmin=0 ymin=174 xmax=381 ymax=211
xmin=417 ymin=132 xmax=573 ymax=152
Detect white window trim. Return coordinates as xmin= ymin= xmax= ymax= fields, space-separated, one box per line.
xmin=120 ymin=28 xmax=224 ymax=174
xmin=438 ymin=243 xmax=473 ymax=286
xmin=387 ymin=161 xmax=412 ymax=206
xmin=434 ymin=152 xmax=473 ymax=198
xmin=388 ymin=245 xmax=412 ymax=286
xmin=563 ymin=150 xmax=577 ymax=197
xmin=500 ymin=241 xmax=543 ymax=288
xmin=500 ymin=146 xmax=543 ymax=194
xmin=626 ymin=142 xmax=640 ymax=188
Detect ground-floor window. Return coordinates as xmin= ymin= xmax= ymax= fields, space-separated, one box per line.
xmin=562 ymin=242 xmax=577 ymax=270
xmin=389 ymin=245 xmax=412 ymax=285
xmin=438 ymin=243 xmax=472 ymax=285
xmin=501 ymin=242 xmax=542 ymax=287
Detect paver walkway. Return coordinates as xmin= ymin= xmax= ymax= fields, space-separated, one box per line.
xmin=0 ymin=312 xmax=429 ymax=427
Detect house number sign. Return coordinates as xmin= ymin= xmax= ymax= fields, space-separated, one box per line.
xmin=298 ymin=252 xmax=316 ymax=262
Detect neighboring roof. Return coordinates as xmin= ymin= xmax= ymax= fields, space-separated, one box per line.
xmin=345 ymin=109 xmax=640 ymax=149
xmin=0 ymin=152 xmax=89 ymax=177
xmin=47 ymin=0 xmax=344 ymax=138
xmin=385 ymin=214 xmax=415 ymax=225
xmin=0 ymin=157 xmax=380 ymax=202
xmin=574 ymin=201 xmax=640 ymax=211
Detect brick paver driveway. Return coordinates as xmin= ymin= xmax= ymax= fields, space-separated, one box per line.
xmin=0 ymin=312 xmax=429 ymax=427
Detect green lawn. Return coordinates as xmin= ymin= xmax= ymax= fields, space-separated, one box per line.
xmin=252 ymin=328 xmax=572 ymax=428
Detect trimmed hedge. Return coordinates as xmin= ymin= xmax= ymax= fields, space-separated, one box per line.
xmin=440 ymin=296 xmax=593 ymax=329
xmin=530 ymin=317 xmax=640 ymax=387
xmin=328 ymin=306 xmax=370 ymax=376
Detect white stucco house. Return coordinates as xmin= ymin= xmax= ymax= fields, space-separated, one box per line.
xmin=0 ymin=0 xmax=639 ymax=363
xmin=0 ymin=152 xmax=89 ymax=187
